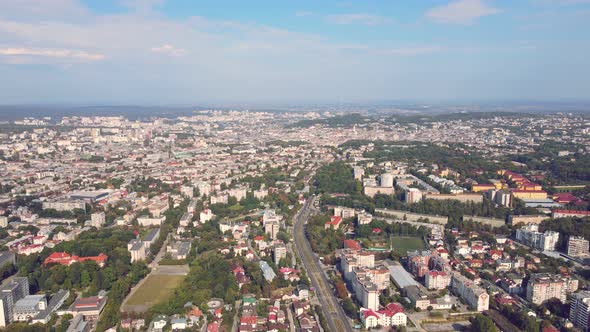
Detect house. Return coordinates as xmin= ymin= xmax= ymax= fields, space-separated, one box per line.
xmin=149 ymin=315 xmax=168 ymax=332
xmin=239 ymin=316 xmax=258 ymax=331
xmin=324 ymin=216 xmax=342 ymax=230
xmin=298 ymin=314 xmax=319 ymax=332
xmin=170 ymin=317 xmax=187 ymax=330
xmin=295 ymin=284 xmax=310 ymax=301
xmin=207 ymin=321 xmax=220 ymax=332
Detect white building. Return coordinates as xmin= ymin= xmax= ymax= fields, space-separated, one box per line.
xmin=360 ymin=303 xmax=407 ymax=329
xmin=450 ymin=273 xmax=489 ymax=312
xmin=568 ymin=237 xmax=589 ymax=257
xmin=199 ymin=209 xmax=214 ymax=223
xmin=274 ymin=245 xmax=287 ymax=264
xmin=0 ymin=216 xmax=8 ymax=228
xmin=90 ymin=212 xmax=106 ymax=228
xmin=570 ymin=291 xmax=590 ymax=332
xmin=516 ymin=224 xmax=559 ymax=251
xmin=425 ymin=271 xmax=451 ymax=290
xmin=405 ymin=188 xmax=423 ymax=204
xmin=181 ymin=185 xmax=194 ymax=199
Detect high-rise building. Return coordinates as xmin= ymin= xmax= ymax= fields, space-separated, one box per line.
xmin=568 ymin=237 xmax=589 ymax=258
xmin=90 ymin=212 xmax=106 ymax=228
xmin=526 ymin=273 xmax=579 ymax=305
xmin=425 ymin=271 xmax=451 ymax=290
xmin=570 ymin=291 xmax=590 ymax=332
xmin=381 ymin=173 xmax=394 ymax=188
xmin=0 ymin=216 xmax=8 ymax=228
xmin=515 ymin=224 xmax=559 ymax=251
xmin=0 ymin=277 xmax=30 ymax=327
xmin=405 ymin=188 xmax=423 ymax=204
xmin=494 ymin=190 xmax=512 ymax=208
xmin=353 ymin=167 xmax=365 ymax=181
xmin=265 ymin=221 xmax=280 ymax=240
xmin=450 ymin=273 xmax=489 ymax=312
xmin=274 ymin=245 xmax=287 ymax=264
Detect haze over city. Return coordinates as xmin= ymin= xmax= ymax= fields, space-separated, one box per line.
xmin=1 ymin=0 xmax=590 ymax=104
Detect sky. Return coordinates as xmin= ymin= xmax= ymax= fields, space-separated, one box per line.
xmin=0 ymin=0 xmax=589 ymax=105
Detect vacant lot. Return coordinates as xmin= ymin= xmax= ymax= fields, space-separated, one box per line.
xmin=124 ymin=274 xmax=184 ymax=309
xmin=391 ymin=236 xmax=426 ymax=254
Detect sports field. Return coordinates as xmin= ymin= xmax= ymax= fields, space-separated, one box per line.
xmin=391 ymin=236 xmax=426 ymax=254
xmin=125 ymin=274 xmax=184 ymax=307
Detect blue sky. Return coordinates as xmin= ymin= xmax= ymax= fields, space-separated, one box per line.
xmin=0 ymin=0 xmax=589 ymax=104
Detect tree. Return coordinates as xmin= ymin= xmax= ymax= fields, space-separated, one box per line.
xmin=470 ymin=315 xmax=498 ymax=332
xmin=342 ymin=298 xmax=356 ymax=317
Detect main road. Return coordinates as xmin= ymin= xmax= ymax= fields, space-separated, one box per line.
xmin=293 ymin=195 xmax=353 ymax=332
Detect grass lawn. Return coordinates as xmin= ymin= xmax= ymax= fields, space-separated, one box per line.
xmin=125 ymin=274 xmax=185 ymax=306
xmin=390 ymin=236 xmax=426 ymax=254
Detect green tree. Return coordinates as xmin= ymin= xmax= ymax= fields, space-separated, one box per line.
xmin=470 ymin=315 xmax=498 ymax=332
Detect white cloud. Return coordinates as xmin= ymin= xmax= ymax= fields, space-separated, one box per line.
xmin=150 ymin=44 xmax=187 ymax=57
xmin=0 ymin=47 xmax=104 ymax=61
xmin=326 ymin=13 xmax=392 ymax=26
xmin=426 ymin=0 xmax=501 ymax=24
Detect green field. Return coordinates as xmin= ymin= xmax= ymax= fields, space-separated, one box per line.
xmin=390 ymin=236 xmax=426 ymax=254
xmin=125 ymin=274 xmax=184 ymax=306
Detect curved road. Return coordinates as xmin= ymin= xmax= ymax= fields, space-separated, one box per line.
xmin=293 ymin=196 xmax=353 ymax=332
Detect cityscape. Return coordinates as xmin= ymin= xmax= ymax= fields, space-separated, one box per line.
xmin=0 ymin=109 xmax=589 ymax=332
xmin=1 ymin=1 xmax=590 ymax=332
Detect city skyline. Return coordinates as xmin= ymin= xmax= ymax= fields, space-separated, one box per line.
xmin=1 ymin=0 xmax=590 ymax=104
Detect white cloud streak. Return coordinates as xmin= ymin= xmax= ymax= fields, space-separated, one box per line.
xmin=426 ymin=0 xmax=501 ymax=24
xmin=0 ymin=47 xmax=104 ymax=61
xmin=150 ymin=44 xmax=187 ymax=57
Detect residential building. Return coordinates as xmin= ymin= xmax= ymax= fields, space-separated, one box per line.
xmin=90 ymin=212 xmax=105 ymax=228
xmin=405 ymin=188 xmax=423 ymax=204
xmin=516 ymin=224 xmax=559 ymax=251
xmin=570 ymin=291 xmax=590 ymax=332
xmin=274 ymin=245 xmax=287 ymax=265
xmin=526 ymin=273 xmax=579 ymax=305
xmin=166 ymin=241 xmax=192 ymax=260
xmin=425 ymin=271 xmax=451 ymax=290
xmin=450 ymin=273 xmax=489 ymax=312
xmin=0 ymin=277 xmax=30 ymax=327
xmin=568 ymin=236 xmax=589 ymax=257
xmin=265 ymin=221 xmax=280 ymax=240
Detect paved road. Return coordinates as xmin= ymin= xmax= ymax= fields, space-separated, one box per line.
xmin=293 ymin=196 xmax=353 ymax=332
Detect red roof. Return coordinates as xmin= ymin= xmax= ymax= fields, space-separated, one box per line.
xmin=44 ymin=252 xmax=108 ymax=266
xmin=428 ymin=271 xmax=447 ymax=277
xmin=207 ymin=321 xmax=220 ymax=332
xmin=378 ymin=303 xmax=404 ymax=317
xmin=325 ymin=216 xmax=342 ymax=226
xmin=240 ymin=316 xmax=257 ymax=325
xmin=553 ymin=193 xmax=578 ymax=203
xmin=343 ymin=239 xmax=361 ymax=251
xmin=74 ymin=296 xmax=103 ymax=309
xmin=362 ymin=309 xmax=380 ymax=319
